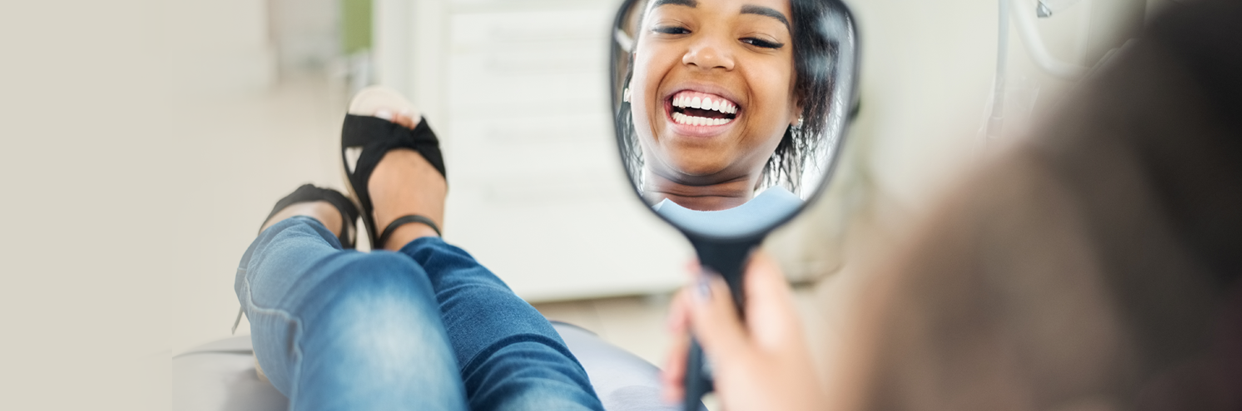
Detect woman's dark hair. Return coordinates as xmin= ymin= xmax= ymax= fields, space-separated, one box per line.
xmin=614 ymin=0 xmax=843 ymax=195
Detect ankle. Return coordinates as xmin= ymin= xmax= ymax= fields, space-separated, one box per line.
xmin=368 ymin=149 xmax=447 ymax=239
xmin=261 ymin=201 xmax=343 ymax=238
xmin=381 ymin=223 xmax=440 ymax=251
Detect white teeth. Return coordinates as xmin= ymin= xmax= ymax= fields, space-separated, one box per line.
xmin=670 ymin=92 xmax=740 ymax=127
xmin=672 ymin=111 xmax=732 ymax=127
xmin=671 ymin=93 xmax=738 ymax=115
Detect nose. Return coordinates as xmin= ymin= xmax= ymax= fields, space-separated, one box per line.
xmin=682 ymin=36 xmax=734 ymax=71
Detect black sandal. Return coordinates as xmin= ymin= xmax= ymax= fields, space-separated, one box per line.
xmin=341 ymin=114 xmax=447 ymax=249
xmin=240 ymin=184 xmax=361 ymax=334
xmin=259 ymin=184 xmax=361 ymax=249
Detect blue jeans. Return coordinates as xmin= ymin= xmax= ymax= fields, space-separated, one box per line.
xmin=235 ymin=216 xmax=604 ymax=411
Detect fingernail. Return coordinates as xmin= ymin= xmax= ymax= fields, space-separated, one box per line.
xmin=375 ymin=110 xmax=394 ymax=121
xmin=694 ymin=275 xmax=712 ymax=303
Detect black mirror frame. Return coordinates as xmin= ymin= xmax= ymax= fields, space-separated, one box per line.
xmin=607 ymin=0 xmax=862 ymax=244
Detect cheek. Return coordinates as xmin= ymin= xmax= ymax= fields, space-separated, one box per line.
xmin=754 ymin=65 xmax=797 ymax=121
xmin=627 ymin=75 xmax=657 ymax=144
xmin=630 ymin=77 xmax=655 ymax=123
xmin=632 ymin=59 xmax=661 ymax=98
xmin=630 ymin=56 xmax=671 ymax=128
xmin=755 ymin=64 xmax=794 ymax=112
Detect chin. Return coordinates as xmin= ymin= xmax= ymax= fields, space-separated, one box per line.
xmin=668 ymin=162 xmax=729 ymax=179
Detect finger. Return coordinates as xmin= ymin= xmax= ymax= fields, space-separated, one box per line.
xmin=743 ymin=251 xmax=804 ymax=348
xmin=744 ymin=252 xmax=797 ymax=321
xmin=660 ymin=332 xmax=690 ymax=402
xmin=666 ymin=288 xmax=692 ymax=334
xmin=688 ymin=272 xmax=750 ymax=363
xmin=683 ymin=258 xmax=701 ymax=279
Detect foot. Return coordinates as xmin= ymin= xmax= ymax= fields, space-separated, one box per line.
xmin=260 ymin=201 xmax=345 ymax=239
xmin=348 ymin=88 xmax=447 ymax=250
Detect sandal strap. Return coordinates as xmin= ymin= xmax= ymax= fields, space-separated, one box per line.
xmin=344 ymin=114 xmax=445 ymax=177
xmin=377 ymin=214 xmax=442 ymax=249
xmin=342 ymin=114 xmax=446 ymax=248
xmin=261 ymin=184 xmax=361 ymax=248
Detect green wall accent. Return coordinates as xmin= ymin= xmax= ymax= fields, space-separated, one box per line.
xmin=341 ymin=0 xmax=372 ymax=54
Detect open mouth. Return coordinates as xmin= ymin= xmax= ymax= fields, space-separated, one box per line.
xmin=668 ymin=90 xmax=738 ymax=127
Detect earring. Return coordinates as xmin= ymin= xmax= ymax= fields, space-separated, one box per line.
xmin=623 ymin=87 xmax=631 ymax=103
xmin=793 ymin=116 xmax=804 ymax=130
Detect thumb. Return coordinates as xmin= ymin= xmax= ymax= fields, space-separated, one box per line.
xmin=688 ymin=272 xmax=751 ymax=365
xmin=743 ymin=252 xmax=804 ymax=348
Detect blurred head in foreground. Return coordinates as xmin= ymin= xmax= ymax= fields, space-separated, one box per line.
xmin=842 ymin=1 xmax=1242 ymax=410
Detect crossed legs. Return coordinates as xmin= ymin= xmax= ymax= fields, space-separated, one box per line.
xmin=239 ymin=209 xmax=604 ymax=411
xmin=236 ymin=107 xmax=602 ymax=411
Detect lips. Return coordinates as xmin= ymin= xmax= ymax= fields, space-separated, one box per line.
xmin=667 ymin=90 xmax=739 ymax=127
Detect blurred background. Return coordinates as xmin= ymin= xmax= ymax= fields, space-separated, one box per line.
xmin=0 ymin=0 xmax=1176 ymax=409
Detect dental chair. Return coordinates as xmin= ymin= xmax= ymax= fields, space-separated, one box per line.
xmin=172 ymin=321 xmax=682 ymax=411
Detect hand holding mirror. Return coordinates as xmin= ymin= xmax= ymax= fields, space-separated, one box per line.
xmin=608 ymin=0 xmax=858 ymax=408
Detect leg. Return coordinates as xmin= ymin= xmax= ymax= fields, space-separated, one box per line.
xmin=348 ymin=88 xmax=601 ymax=410
xmin=237 ymin=215 xmax=468 ymax=411
xmin=399 ymin=238 xmax=605 ymax=411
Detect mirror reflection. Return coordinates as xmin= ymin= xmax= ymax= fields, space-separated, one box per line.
xmin=611 ymin=0 xmax=857 ymax=238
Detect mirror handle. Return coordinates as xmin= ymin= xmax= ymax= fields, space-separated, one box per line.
xmin=683 ymin=340 xmax=712 ymax=411
xmin=682 ymin=236 xmax=762 ymax=410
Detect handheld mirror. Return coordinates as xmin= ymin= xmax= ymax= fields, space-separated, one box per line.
xmin=608 ymin=0 xmax=859 ymax=408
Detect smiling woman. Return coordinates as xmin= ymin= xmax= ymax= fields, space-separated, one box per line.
xmin=607 ymin=3 xmax=859 ymax=407
xmin=614 ymin=0 xmax=846 ymax=213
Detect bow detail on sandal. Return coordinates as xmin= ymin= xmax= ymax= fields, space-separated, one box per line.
xmin=341 ymin=112 xmax=447 ymax=249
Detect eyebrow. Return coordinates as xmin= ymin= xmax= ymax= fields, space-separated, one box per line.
xmin=740 ymin=5 xmax=791 ymax=31
xmin=651 ymin=0 xmax=697 ymax=8
xmin=649 ymin=1 xmax=791 ymax=32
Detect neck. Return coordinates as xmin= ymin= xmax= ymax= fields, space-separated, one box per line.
xmin=643 ymin=171 xmax=759 ymax=211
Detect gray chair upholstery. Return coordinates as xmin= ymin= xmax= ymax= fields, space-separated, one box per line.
xmin=172 ymin=322 xmax=678 ymax=411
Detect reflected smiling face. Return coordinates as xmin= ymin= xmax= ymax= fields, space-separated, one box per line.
xmin=631 ymin=0 xmax=799 ymax=188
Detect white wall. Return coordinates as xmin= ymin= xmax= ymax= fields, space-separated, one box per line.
xmin=847 ymin=0 xmax=1145 ymax=225
xmin=755 ymin=0 xmax=1148 ymax=283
